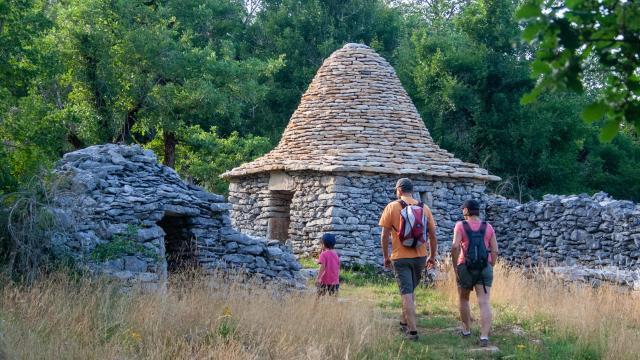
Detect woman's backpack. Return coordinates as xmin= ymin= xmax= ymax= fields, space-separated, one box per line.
xmin=462 ymin=221 xmax=488 ymax=270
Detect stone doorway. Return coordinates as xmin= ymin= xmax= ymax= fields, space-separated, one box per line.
xmin=266 ymin=190 xmax=294 ymax=241
xmin=157 ymin=215 xmax=198 ymax=273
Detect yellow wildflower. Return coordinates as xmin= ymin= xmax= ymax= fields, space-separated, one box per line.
xmin=128 ymin=330 xmax=143 ymax=343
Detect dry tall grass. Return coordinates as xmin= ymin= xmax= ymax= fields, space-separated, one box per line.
xmin=0 ymin=272 xmax=390 ymax=360
xmin=437 ymin=262 xmax=640 ymax=360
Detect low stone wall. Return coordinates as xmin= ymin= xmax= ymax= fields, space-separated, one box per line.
xmin=53 ymin=145 xmax=301 ymax=288
xmin=485 ymin=192 xmax=640 ymax=282
xmin=228 ymin=172 xmax=486 ymax=265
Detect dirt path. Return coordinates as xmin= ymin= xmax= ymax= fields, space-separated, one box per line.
xmin=328 ymin=268 xmax=587 ymax=359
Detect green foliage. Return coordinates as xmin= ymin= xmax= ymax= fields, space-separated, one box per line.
xmin=297 ymin=257 xmax=318 ymax=269
xmin=0 ymin=173 xmax=72 ymax=282
xmin=242 ymin=0 xmax=405 ymax=138
xmin=91 ymin=225 xmax=153 ymax=262
xmin=517 ymin=0 xmax=640 ymax=141
xmin=145 ymin=126 xmax=272 ymax=194
xmin=396 ymin=0 xmax=640 ymax=201
xmin=1 ymin=0 xmax=639 ymax=205
xmin=0 ymin=0 xmax=281 ymax=173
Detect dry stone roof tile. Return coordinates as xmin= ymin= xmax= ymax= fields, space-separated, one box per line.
xmin=222 ymin=43 xmax=500 ymax=182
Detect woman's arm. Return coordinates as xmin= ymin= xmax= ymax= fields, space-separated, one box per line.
xmin=489 ymin=234 xmax=498 ymax=266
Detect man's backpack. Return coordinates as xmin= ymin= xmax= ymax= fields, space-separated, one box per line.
xmin=462 ymin=221 xmax=489 ymax=271
xmin=396 ymin=200 xmax=427 ymax=248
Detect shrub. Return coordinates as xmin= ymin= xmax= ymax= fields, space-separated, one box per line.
xmin=0 ymin=173 xmax=75 ymax=282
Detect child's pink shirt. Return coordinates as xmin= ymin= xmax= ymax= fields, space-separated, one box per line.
xmin=317 ymin=250 xmax=340 ymax=285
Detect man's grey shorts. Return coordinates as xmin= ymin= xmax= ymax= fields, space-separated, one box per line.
xmin=392 ymin=257 xmax=427 ymax=295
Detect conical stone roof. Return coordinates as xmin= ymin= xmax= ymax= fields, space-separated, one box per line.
xmin=222 ymin=43 xmax=500 ymax=182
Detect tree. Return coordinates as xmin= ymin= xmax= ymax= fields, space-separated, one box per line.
xmin=396 ymin=0 xmax=625 ymax=200
xmin=1 ymin=0 xmax=281 ymax=169
xmin=517 ymin=0 xmax=640 ymax=141
xmin=243 ymin=0 xmax=405 ymax=139
xmin=145 ymin=125 xmax=272 ymax=194
xmin=0 ymin=0 xmax=52 ymax=99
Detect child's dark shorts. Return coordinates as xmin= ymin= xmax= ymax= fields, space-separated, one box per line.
xmin=456 ymin=264 xmax=493 ymax=290
xmin=317 ymin=284 xmax=339 ymax=296
xmin=392 ymin=256 xmax=427 ymax=295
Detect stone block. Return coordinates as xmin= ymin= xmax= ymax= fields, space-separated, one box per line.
xmin=240 ymin=245 xmax=264 ymax=256
xmin=268 ymin=172 xmax=295 ymax=191
xmin=225 ymin=242 xmax=239 ymax=252
xmin=135 ymin=272 xmax=159 ymax=283
xmin=104 ymin=258 xmax=124 ymax=271
xmin=223 ymin=254 xmax=255 ymax=265
xmin=528 ymin=229 xmax=541 ymax=239
xmin=124 ymin=256 xmax=147 ymax=272
xmin=267 ymin=246 xmax=284 ymax=257
xmin=255 ymin=256 xmax=267 ymax=269
xmin=138 ymin=226 xmax=165 ymax=241
xmin=111 ymin=270 xmax=135 ymax=281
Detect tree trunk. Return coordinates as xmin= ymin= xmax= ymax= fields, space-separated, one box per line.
xmin=115 ymin=108 xmax=137 ymax=143
xmin=67 ymin=132 xmax=85 ymax=150
xmin=163 ymin=131 xmax=177 ymax=168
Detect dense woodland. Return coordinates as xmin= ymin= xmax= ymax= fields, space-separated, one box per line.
xmin=1 ymin=0 xmax=639 ymax=201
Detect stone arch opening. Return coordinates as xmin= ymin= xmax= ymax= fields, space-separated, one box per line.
xmin=157 ymin=214 xmax=198 ymax=273
xmin=266 ymin=190 xmax=294 ymax=241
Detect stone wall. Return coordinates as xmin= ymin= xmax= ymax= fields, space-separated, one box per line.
xmin=52 ymin=145 xmax=301 ymax=288
xmin=228 ymin=172 xmax=334 ymax=258
xmin=228 ymin=171 xmax=486 ymax=265
xmin=485 ymin=192 xmax=640 ymax=288
xmin=485 ymin=192 xmax=640 ymax=269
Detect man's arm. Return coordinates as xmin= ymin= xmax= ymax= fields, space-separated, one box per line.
xmin=381 ymin=227 xmax=392 ymax=269
xmin=426 ymin=209 xmax=438 ymax=267
xmin=451 ymin=226 xmax=462 ymax=275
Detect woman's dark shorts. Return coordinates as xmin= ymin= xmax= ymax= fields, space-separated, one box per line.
xmin=456 ymin=264 xmax=493 ymax=290
xmin=392 ymin=257 xmax=427 ymax=295
xmin=317 ymin=284 xmax=339 ymax=296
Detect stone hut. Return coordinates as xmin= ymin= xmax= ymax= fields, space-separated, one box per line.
xmin=53 ymin=144 xmax=301 ymax=288
xmin=222 ymin=43 xmax=500 ymax=265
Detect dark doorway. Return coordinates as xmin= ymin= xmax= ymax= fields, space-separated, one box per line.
xmin=267 ymin=190 xmax=294 ymax=241
xmin=157 ymin=215 xmax=198 ymax=273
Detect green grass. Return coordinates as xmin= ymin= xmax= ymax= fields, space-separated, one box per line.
xmin=297 ymin=257 xmax=318 ymax=269
xmin=303 ymin=264 xmax=601 ymax=360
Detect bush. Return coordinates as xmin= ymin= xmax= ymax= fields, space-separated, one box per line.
xmin=0 ymin=173 xmax=75 ymax=282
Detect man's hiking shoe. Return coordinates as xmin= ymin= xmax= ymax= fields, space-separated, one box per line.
xmin=406 ymin=331 xmax=419 ymax=341
xmin=479 ymin=338 xmax=489 ymax=347
xmin=399 ymin=322 xmax=409 ymax=334
xmin=458 ymin=329 xmax=471 ymax=337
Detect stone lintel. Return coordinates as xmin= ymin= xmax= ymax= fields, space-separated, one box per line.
xmin=268 ymin=172 xmax=295 ymax=191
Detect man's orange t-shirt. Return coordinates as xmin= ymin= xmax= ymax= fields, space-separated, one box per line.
xmin=379 ymin=198 xmax=437 ymax=260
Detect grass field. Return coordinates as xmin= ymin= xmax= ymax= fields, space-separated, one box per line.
xmin=338 ymin=267 xmax=611 ymax=359
xmin=0 ymin=262 xmax=638 ymax=359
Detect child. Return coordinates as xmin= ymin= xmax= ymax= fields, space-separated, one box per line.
xmin=316 ymin=233 xmax=340 ymax=296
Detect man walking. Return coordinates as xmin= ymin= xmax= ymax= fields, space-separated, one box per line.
xmin=379 ymin=178 xmax=438 ymax=341
xmin=451 ymin=199 xmax=498 ymax=347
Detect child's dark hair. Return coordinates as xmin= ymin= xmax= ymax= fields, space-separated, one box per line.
xmin=322 ymin=233 xmax=336 ymax=249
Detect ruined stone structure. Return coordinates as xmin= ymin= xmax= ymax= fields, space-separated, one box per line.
xmin=222 ymin=43 xmax=500 ymax=265
xmin=53 ymin=144 xmax=301 ymax=288
xmin=485 ymin=192 xmax=640 ymax=289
